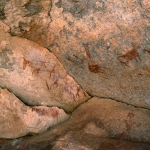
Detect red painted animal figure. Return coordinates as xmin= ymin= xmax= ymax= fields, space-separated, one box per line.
xmin=73 ymin=54 xmax=84 ymax=63
xmin=117 ymin=43 xmax=141 ymax=67
xmin=32 ymin=68 xmax=40 ymax=76
xmin=21 ymin=57 xmax=30 ymax=69
xmin=83 ymin=43 xmax=92 ymax=60
xmin=66 ymin=55 xmax=84 ymax=65
xmin=48 ymin=65 xmax=56 ymax=78
xmin=31 ymin=107 xmax=58 ymax=118
xmin=66 ymin=57 xmax=76 ymax=64
xmin=88 ymin=64 xmax=103 ymax=73
xmin=83 ymin=43 xmax=108 ymax=79
xmin=62 ymin=80 xmax=80 ymax=102
xmin=50 ymin=73 xmax=60 ymax=88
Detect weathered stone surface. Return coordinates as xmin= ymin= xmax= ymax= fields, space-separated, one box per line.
xmin=0 ymin=0 xmax=150 ymax=148
xmin=1 ymin=97 xmax=150 ymax=149
xmin=1 ymin=134 xmax=150 ymax=150
xmin=48 ymin=0 xmax=150 ymax=109
xmin=4 ymin=0 xmax=150 ymax=109
xmin=65 ymin=97 xmax=150 ymax=142
xmin=0 ymin=87 xmax=69 ymax=139
xmin=16 ymin=97 xmax=150 ymax=142
xmin=2 ymin=0 xmax=150 ymax=109
xmin=1 ymin=0 xmax=53 ymax=47
xmin=0 ymin=21 xmax=90 ymax=112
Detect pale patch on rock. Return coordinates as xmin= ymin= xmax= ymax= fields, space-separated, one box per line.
xmin=84 ymin=122 xmax=108 ymax=137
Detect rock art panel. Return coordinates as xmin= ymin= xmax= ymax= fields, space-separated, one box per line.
xmin=0 ymin=22 xmax=90 ymax=112
xmin=0 ymin=88 xmax=69 ymax=139
xmin=2 ymin=0 xmax=150 ymax=109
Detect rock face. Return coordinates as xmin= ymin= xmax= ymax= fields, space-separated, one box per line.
xmin=47 ymin=0 xmax=150 ymax=109
xmin=0 ymin=87 xmax=69 ymax=139
xmin=0 ymin=0 xmax=52 ymax=47
xmin=0 ymin=0 xmax=150 ymax=149
xmin=68 ymin=97 xmax=150 ymax=142
xmin=0 ymin=22 xmax=90 ymax=112
xmin=2 ymin=0 xmax=150 ymax=109
xmin=1 ymin=97 xmax=150 ymax=149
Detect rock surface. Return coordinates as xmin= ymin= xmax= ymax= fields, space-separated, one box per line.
xmin=0 ymin=21 xmax=90 ymax=112
xmin=47 ymin=0 xmax=150 ymax=109
xmin=1 ymin=97 xmax=150 ymax=149
xmin=2 ymin=0 xmax=150 ymax=109
xmin=66 ymin=97 xmax=150 ymax=142
xmin=0 ymin=0 xmax=150 ymax=149
xmin=1 ymin=135 xmax=150 ymax=150
xmin=0 ymin=87 xmax=69 ymax=139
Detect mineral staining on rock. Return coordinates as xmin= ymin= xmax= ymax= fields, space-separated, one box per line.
xmin=117 ymin=43 xmax=141 ymax=67
xmin=0 ymin=22 xmax=90 ymax=112
xmin=0 ymin=88 xmax=69 ymax=139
